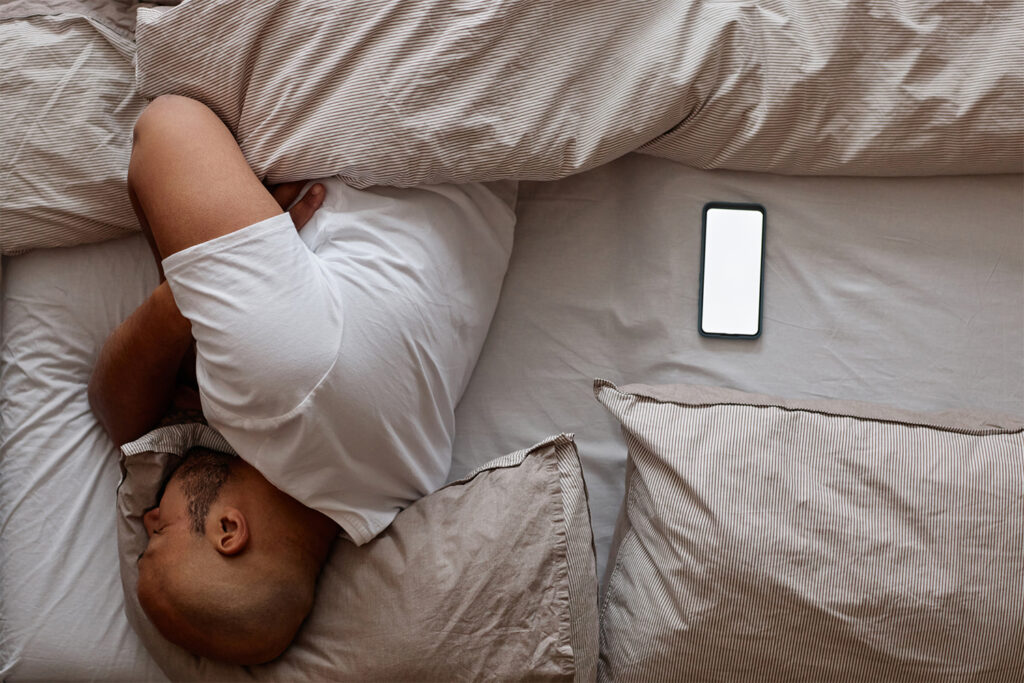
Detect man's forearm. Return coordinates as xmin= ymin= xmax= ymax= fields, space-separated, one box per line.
xmin=88 ymin=281 xmax=194 ymax=446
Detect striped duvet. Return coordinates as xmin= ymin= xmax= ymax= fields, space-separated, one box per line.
xmin=4 ymin=0 xmax=1022 ymax=252
xmin=134 ymin=0 xmax=1024 ymax=188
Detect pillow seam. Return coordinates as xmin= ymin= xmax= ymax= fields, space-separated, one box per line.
xmin=626 ymin=396 xmax=1024 ymax=438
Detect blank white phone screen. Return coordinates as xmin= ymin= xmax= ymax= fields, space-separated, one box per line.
xmin=701 ymin=207 xmax=764 ymax=336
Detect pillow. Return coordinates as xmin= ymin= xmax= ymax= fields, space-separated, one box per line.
xmin=0 ymin=13 xmax=144 ymax=254
xmin=117 ymin=425 xmax=598 ymax=681
xmin=595 ymin=380 xmax=1024 ymax=682
xmin=134 ymin=0 xmax=1021 ymax=188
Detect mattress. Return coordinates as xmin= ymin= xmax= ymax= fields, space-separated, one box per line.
xmin=2 ymin=156 xmax=1022 ymax=679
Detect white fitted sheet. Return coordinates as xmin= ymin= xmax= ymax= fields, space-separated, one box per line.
xmin=450 ymin=156 xmax=1024 ymax=586
xmin=1 ymin=237 xmax=166 ymax=680
xmin=2 ymin=156 xmax=1023 ymax=679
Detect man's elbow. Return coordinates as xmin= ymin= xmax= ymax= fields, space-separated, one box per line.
xmin=87 ymin=372 xmax=126 ymax=446
xmin=87 ymin=373 xmax=110 ymax=435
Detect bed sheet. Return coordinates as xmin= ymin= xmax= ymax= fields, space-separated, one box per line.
xmin=1 ymin=238 xmax=167 ymax=681
xmin=451 ymin=156 xmax=1024 ymax=584
xmin=2 ymin=156 xmax=1022 ymax=679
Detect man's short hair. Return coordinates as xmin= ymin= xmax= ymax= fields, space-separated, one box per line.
xmin=171 ymin=447 xmax=235 ymax=534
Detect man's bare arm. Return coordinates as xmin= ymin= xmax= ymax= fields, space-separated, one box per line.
xmin=89 ymin=95 xmax=326 ymax=447
xmin=88 ymin=281 xmax=194 ymax=446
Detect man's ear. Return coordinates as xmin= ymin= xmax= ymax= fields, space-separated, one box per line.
xmin=210 ymin=507 xmax=249 ymax=556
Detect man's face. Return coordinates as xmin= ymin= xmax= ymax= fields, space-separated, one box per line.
xmin=137 ymin=473 xmax=195 ymax=607
xmin=138 ymin=448 xmax=233 ymax=583
xmin=135 ymin=471 xmax=218 ymax=653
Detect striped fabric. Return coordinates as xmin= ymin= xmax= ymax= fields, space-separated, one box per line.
xmin=117 ymin=431 xmax=600 ymax=680
xmin=135 ymin=0 xmax=1024 ymax=189
xmin=556 ymin=435 xmax=601 ymax=683
xmin=595 ymin=380 xmax=1024 ymax=683
xmin=0 ymin=0 xmax=139 ymax=35
xmin=0 ymin=13 xmax=145 ymax=254
xmin=463 ymin=433 xmax=600 ymax=682
xmin=7 ymin=1 xmax=1022 ymax=253
xmin=120 ymin=421 xmax=236 ymax=458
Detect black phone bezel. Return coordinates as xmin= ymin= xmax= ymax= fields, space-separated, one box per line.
xmin=698 ymin=201 xmax=766 ymax=340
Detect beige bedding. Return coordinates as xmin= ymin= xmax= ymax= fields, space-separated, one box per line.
xmin=5 ymin=0 xmax=1021 ymax=253
xmin=596 ymin=381 xmax=1024 ymax=682
xmin=135 ymin=0 xmax=1024 ymax=187
xmin=0 ymin=13 xmax=145 ymax=254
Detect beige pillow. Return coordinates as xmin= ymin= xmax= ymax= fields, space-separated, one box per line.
xmin=117 ymin=424 xmax=598 ymax=681
xmin=595 ymin=380 xmax=1024 ymax=683
xmin=0 ymin=14 xmax=144 ymax=254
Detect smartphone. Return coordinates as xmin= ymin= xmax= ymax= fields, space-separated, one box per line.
xmin=698 ymin=202 xmax=766 ymax=339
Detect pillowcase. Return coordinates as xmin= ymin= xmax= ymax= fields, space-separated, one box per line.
xmin=117 ymin=425 xmax=598 ymax=681
xmin=595 ymin=380 xmax=1024 ymax=683
xmin=134 ymin=0 xmax=1021 ymax=189
xmin=0 ymin=13 xmax=145 ymax=254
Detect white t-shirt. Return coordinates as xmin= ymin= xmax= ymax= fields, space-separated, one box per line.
xmin=163 ymin=180 xmax=516 ymax=544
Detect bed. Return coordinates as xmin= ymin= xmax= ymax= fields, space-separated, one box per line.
xmin=2 ymin=0 xmax=1022 ymax=680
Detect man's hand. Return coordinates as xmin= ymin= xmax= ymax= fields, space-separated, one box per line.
xmin=268 ymin=181 xmax=326 ymax=231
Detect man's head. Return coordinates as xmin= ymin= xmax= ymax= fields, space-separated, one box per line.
xmin=137 ymin=448 xmax=338 ymax=665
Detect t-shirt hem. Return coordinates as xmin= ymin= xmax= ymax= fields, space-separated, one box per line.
xmin=197 ymin=348 xmax=343 ymax=431
xmin=162 ymin=211 xmax=295 ymax=277
xmin=332 ymin=509 xmax=391 ymax=547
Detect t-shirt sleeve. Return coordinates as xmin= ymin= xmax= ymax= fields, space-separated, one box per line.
xmin=162 ymin=212 xmax=342 ymax=427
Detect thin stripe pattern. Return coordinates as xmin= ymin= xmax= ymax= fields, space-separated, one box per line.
xmin=1 ymin=14 xmax=146 ymax=254
xmin=134 ymin=0 xmax=1023 ymax=189
xmin=596 ymin=382 xmax=1024 ymax=683
xmin=464 ymin=434 xmax=600 ymax=681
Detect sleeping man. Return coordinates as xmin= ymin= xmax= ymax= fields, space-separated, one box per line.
xmin=88 ymin=94 xmax=516 ymax=664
